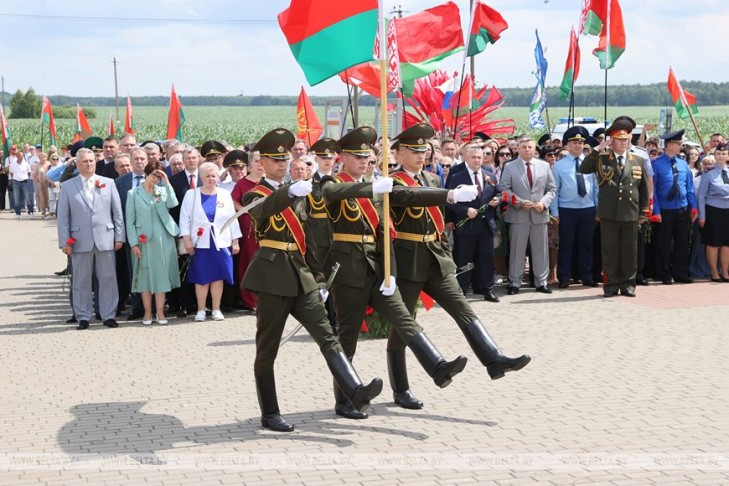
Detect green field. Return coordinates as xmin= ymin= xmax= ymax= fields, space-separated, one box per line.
xmin=6 ymin=105 xmax=727 ymax=148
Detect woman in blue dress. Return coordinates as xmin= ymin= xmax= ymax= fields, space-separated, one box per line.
xmin=179 ymin=162 xmax=242 ymax=321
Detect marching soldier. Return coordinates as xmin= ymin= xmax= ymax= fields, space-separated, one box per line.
xmin=321 ymin=126 xmax=470 ymax=420
xmin=581 ymin=119 xmax=650 ymax=297
xmin=388 ymin=123 xmax=531 ymax=409
xmin=241 ymin=128 xmax=382 ymax=433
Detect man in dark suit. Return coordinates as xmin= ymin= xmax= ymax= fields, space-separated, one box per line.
xmin=241 ymin=128 xmax=382 ymax=432
xmin=446 ymin=144 xmax=501 ymax=302
xmin=96 ymin=137 xmax=120 ymax=178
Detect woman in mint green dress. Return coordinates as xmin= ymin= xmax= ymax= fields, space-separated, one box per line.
xmin=126 ymin=161 xmax=181 ymax=325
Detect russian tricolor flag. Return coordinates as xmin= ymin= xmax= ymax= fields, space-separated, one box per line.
xmin=438 ymin=75 xmax=457 ymax=110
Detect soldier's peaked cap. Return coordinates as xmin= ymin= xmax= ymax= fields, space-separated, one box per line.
xmin=393 ymin=123 xmax=435 ymax=152
xmin=310 ymin=138 xmax=337 ymax=158
xmin=337 ymin=126 xmax=377 ymax=155
xmin=253 ymin=128 xmax=295 ymax=160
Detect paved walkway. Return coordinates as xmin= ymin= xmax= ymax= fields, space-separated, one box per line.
xmin=1 ymin=211 xmax=728 ymax=485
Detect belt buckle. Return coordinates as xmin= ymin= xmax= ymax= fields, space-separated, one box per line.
xmin=286 ymin=242 xmax=296 ymax=251
xmin=361 ymin=235 xmax=369 ymax=243
xmin=422 ymin=234 xmax=429 ymax=242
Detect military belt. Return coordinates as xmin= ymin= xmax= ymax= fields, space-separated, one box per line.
xmin=332 ymin=233 xmax=376 ymax=243
xmin=395 ymin=231 xmax=437 ymax=243
xmin=309 ymin=212 xmax=328 ymax=219
xmin=259 ymin=240 xmax=299 ymax=251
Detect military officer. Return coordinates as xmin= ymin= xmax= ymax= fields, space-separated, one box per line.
xmin=581 ymin=119 xmax=650 ymax=297
xmin=387 ymin=123 xmax=531 ymax=409
xmin=200 ymin=140 xmax=227 ymax=164
xmin=241 ymin=128 xmax=382 ymax=433
xmin=320 ymin=126 xmax=469 ymax=420
xmin=651 ymin=129 xmax=697 ymax=284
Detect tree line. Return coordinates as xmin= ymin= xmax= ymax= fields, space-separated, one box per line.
xmin=4 ymin=81 xmax=728 ymax=116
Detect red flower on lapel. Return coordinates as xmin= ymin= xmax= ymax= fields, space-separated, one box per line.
xmin=66 ymin=237 xmax=76 ymax=246
xmin=139 ymin=234 xmax=148 ymax=244
xmin=95 ymin=180 xmax=106 ymax=189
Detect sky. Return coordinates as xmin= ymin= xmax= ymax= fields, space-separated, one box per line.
xmin=0 ymin=0 xmax=725 ymax=98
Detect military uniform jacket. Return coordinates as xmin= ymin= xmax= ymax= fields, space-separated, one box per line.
xmin=581 ymin=150 xmax=649 ymax=222
xmin=241 ymin=179 xmax=321 ymax=297
xmin=321 ymin=178 xmax=450 ymax=288
xmin=306 ymin=172 xmax=333 ymax=273
xmin=391 ymin=170 xmax=456 ymax=282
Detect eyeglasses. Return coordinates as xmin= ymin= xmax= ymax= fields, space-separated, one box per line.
xmin=483 ymin=151 xmax=492 ymax=155
xmin=440 ymin=164 xmax=451 ymax=168
xmin=498 ymin=152 xmax=511 ymax=157
xmin=387 ymin=164 xmax=398 ymax=169
xmin=305 ymin=162 xmax=313 ymax=166
xmin=51 ymin=157 xmax=59 ymax=161
xmin=545 ymin=153 xmax=556 ymax=157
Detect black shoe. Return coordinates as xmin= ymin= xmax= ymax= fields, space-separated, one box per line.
xmin=721 ymin=276 xmax=729 ymax=283
xmin=711 ymin=277 xmax=722 ymax=283
xmin=635 ymin=278 xmax=650 ymax=286
xmin=662 ymin=279 xmax=673 ymax=285
xmin=54 ymin=268 xmax=70 ymax=276
xmin=103 ymin=319 xmax=119 ymax=328
xmin=621 ymin=288 xmax=636 ymax=297
xmin=66 ymin=316 xmax=77 ymax=324
xmin=77 ymin=320 xmax=89 ymax=330
xmin=335 ymin=401 xmax=369 ymax=419
xmin=603 ymin=290 xmax=618 ymax=298
xmin=535 ymin=285 xmax=552 ymax=294
xmin=674 ymin=277 xmax=693 ymax=284
xmin=393 ymin=390 xmax=424 ymax=410
xmin=507 ymin=286 xmax=519 ymax=295
xmin=387 ymin=350 xmax=423 ymax=410
xmin=261 ymin=414 xmax=295 ymax=432
xmin=558 ymin=281 xmax=569 ymax=289
xmin=408 ymin=333 xmax=467 ymax=389
xmin=483 ymin=291 xmax=500 ymax=303
xmin=462 ymin=320 xmax=532 ymax=380
xmin=176 ymin=309 xmax=188 ymax=318
xmin=582 ymin=281 xmax=599 ymax=287
xmin=126 ymin=312 xmax=144 ymax=321
xmin=327 ymin=352 xmax=383 ymax=413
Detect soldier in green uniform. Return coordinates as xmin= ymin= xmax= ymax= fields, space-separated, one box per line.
xmin=241 ymin=128 xmax=382 ymax=433
xmin=387 ymin=123 xmax=531 ymax=409
xmin=320 ymin=126 xmax=469 ymax=420
xmin=580 ymin=119 xmax=650 ymax=297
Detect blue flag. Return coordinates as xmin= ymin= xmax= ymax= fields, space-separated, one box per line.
xmin=529 ymin=30 xmax=548 ymax=129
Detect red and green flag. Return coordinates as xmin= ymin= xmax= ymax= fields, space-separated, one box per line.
xmin=559 ymin=27 xmax=581 ymax=100
xmin=1 ymin=104 xmax=11 ymax=157
xmin=41 ymin=96 xmax=57 ymax=146
xmin=466 ymin=1 xmax=508 ymax=57
xmin=668 ymin=67 xmax=698 ymax=120
xmin=166 ymin=85 xmax=185 ymax=141
xmin=580 ymin=0 xmax=625 ymax=69
xmin=394 ymin=2 xmax=465 ymax=94
xmin=125 ymin=95 xmax=135 ymax=135
xmin=278 ymin=0 xmax=378 ymax=86
xmin=72 ymin=103 xmax=93 ymax=143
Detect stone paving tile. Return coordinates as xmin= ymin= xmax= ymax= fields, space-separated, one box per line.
xmin=1 ymin=213 xmax=729 ymax=485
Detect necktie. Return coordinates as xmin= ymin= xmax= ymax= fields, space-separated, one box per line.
xmin=722 ymin=169 xmax=729 ymax=185
xmin=473 ymin=171 xmax=482 ymax=198
xmin=134 ymin=175 xmax=143 ymax=188
xmin=525 ymin=162 xmax=533 ymax=188
xmin=575 ymin=157 xmax=587 ymax=198
xmin=416 ymin=173 xmax=425 ymax=186
xmin=189 ymin=174 xmax=196 ymax=190
xmin=617 ymin=155 xmax=624 ymax=171
xmin=85 ymin=178 xmax=95 ymax=204
xmin=667 ymin=158 xmax=680 ymax=201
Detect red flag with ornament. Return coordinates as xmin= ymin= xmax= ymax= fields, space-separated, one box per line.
xmin=296 ymin=87 xmax=323 ymax=146
xmin=73 ymin=103 xmax=93 ymax=143
xmin=125 ymin=96 xmax=135 ymax=135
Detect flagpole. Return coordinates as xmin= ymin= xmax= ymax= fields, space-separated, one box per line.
xmin=301 ymin=87 xmax=311 ymax=145
xmin=603 ymin=0 xmax=611 ymax=128
xmin=453 ymin=66 xmax=467 ymax=137
xmin=378 ymin=1 xmax=391 ymax=287
xmin=569 ymin=32 xmax=578 ymax=128
xmin=685 ymin=101 xmax=705 ymax=149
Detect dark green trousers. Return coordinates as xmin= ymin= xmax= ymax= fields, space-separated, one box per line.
xmin=333 ymin=270 xmax=422 ymax=360
xmin=253 ymin=290 xmax=342 ymax=375
xmin=600 ymin=219 xmax=639 ymax=293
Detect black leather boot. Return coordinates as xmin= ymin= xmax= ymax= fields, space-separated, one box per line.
xmin=408 ymin=332 xmax=467 ymax=388
xmin=462 ymin=320 xmax=531 ymax=380
xmin=327 ymin=352 xmax=383 ymax=416
xmin=255 ymin=374 xmax=294 ymax=432
xmin=333 ymin=379 xmax=368 ymax=419
xmin=387 ymin=349 xmax=423 ymax=409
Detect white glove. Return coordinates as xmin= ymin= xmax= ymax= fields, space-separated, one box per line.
xmin=319 ymin=288 xmax=330 ymax=302
xmin=379 ymin=276 xmax=397 ymax=296
xmin=451 ymin=185 xmax=479 ymax=203
xmin=372 ymin=177 xmax=393 ymax=194
xmin=288 ymin=179 xmax=312 ymax=197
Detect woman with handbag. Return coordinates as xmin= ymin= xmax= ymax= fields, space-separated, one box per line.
xmin=126 ymin=161 xmax=181 ymax=325
xmin=179 ymin=162 xmax=242 ymax=322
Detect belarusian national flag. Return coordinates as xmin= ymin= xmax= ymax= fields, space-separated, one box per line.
xmin=668 ymin=67 xmax=698 ymax=120
xmin=278 ymin=0 xmax=378 ymax=86
xmin=559 ymin=27 xmax=581 ymax=100
xmin=296 ymin=87 xmax=323 ymax=146
xmin=41 ymin=96 xmax=57 ymax=146
xmin=466 ymin=1 xmax=508 ymax=57
xmin=73 ymin=103 xmax=93 ymax=143
xmin=125 ymin=96 xmax=135 ymax=135
xmin=108 ymin=111 xmax=116 ymax=136
xmin=581 ymin=0 xmax=625 ymax=69
xmin=394 ymin=2 xmax=465 ymax=90
xmin=0 ymin=104 xmax=11 ymax=157
xmin=166 ymin=85 xmax=186 ymax=141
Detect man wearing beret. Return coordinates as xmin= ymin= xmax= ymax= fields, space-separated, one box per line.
xmin=387 ymin=123 xmax=530 ymax=410
xmin=581 ymin=119 xmax=650 ymax=297
xmin=241 ymin=128 xmax=383 ymax=433
xmin=320 ymin=126 xmax=469 ymax=419
xmin=651 ymin=129 xmax=697 ymax=284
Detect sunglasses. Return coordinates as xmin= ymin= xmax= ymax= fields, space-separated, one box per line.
xmin=483 ymin=151 xmax=492 ymax=155
xmin=498 ymin=152 xmax=511 ymax=157
xmin=545 ymin=152 xmax=556 ymax=157
xmin=387 ymin=163 xmax=398 ymax=169
xmin=305 ymin=162 xmax=313 ymax=166
xmin=51 ymin=157 xmax=59 ymax=160
xmin=441 ymin=164 xmax=451 ymax=168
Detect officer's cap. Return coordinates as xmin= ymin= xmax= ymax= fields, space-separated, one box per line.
xmin=392 ymin=123 xmax=435 ymax=153
xmin=253 ymin=128 xmax=295 ymax=161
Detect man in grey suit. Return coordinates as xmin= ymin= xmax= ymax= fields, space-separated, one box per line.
xmin=499 ymin=137 xmax=557 ymax=295
xmin=57 ymin=148 xmax=125 ymax=330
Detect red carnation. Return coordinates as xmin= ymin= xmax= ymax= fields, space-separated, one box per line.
xmin=365 ymin=305 xmax=374 ymax=316
xmin=691 ymin=208 xmax=698 ymax=215
xmin=511 ymin=194 xmax=519 ymax=206
xmin=197 ymin=227 xmax=204 ymax=237
xmin=66 ymin=237 xmax=76 ymax=246
xmin=139 ymin=234 xmax=148 ymax=244
xmin=95 ymin=180 xmax=106 ymax=189
xmin=501 ymin=192 xmax=508 ymax=202
xmin=649 ymin=215 xmax=661 ymax=223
